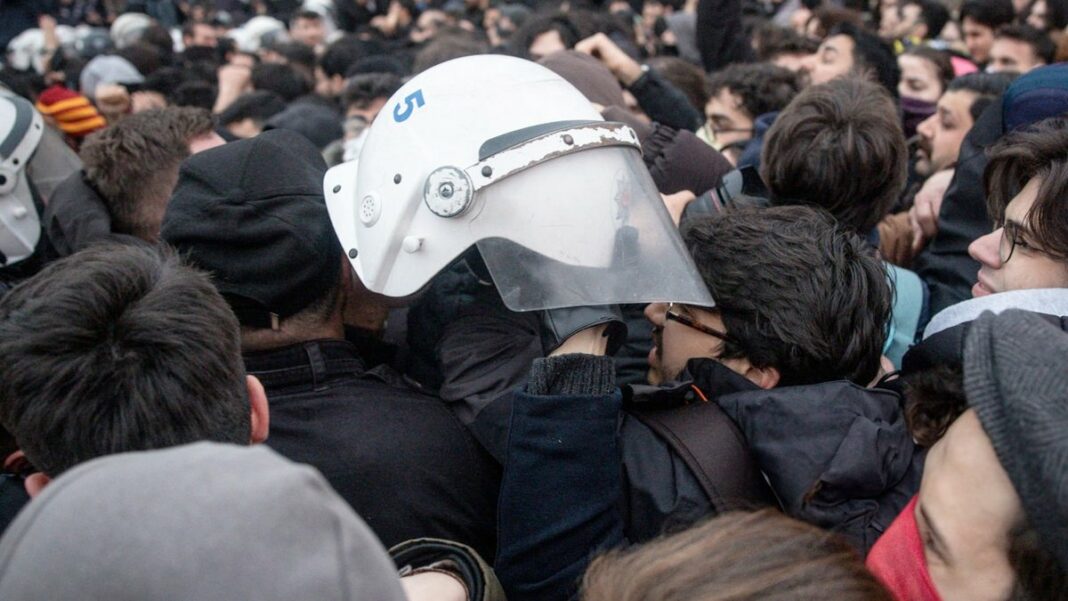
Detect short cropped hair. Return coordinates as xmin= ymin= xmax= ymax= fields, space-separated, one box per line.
xmin=251 ymin=62 xmax=311 ymax=102
xmin=81 ymin=107 xmax=214 ymax=240
xmin=0 ymin=245 xmax=250 ymax=477
xmin=906 ymin=0 xmax=951 ymax=39
xmin=218 ymin=90 xmax=288 ymax=127
xmin=947 ymin=71 xmax=1015 ymax=121
xmin=829 ymin=23 xmax=900 ymax=97
xmin=984 ymin=116 xmax=1068 ymax=262
xmin=995 ymin=24 xmax=1057 ymax=65
xmin=707 ymin=63 xmax=801 ymax=121
xmin=341 ymin=73 xmax=403 ymax=112
xmin=762 ymin=77 xmax=908 ymax=235
xmin=960 ymin=0 xmax=1015 ymax=29
xmin=683 ymin=206 xmax=891 ymax=387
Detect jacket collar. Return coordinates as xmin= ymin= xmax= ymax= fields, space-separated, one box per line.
xmin=243 ymin=339 xmax=366 ymax=392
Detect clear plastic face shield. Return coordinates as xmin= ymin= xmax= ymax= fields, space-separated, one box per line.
xmin=328 ymin=120 xmax=714 ymax=312
xmin=0 ymin=96 xmax=44 ymax=267
xmin=472 ymin=128 xmax=713 ymax=310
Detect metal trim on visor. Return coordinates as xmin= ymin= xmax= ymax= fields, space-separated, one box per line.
xmin=422 ymin=121 xmax=642 ymax=219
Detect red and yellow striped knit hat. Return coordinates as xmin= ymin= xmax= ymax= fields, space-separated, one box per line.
xmin=35 ymin=84 xmax=107 ymax=137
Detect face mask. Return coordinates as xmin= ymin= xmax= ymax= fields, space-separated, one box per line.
xmin=900 ymin=95 xmax=938 ymax=139
xmin=866 ymin=496 xmax=943 ymax=601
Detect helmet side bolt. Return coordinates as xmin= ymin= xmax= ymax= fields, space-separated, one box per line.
xmin=348 ymin=248 xmax=358 ymax=259
xmin=332 ymin=185 xmax=341 ymax=193
xmin=481 ymin=166 xmax=492 ymax=177
xmin=439 ymin=182 xmax=454 ymax=198
xmin=394 ymin=174 xmax=402 ymax=184
xmin=562 ymin=134 xmax=574 ymax=145
xmin=402 ymin=237 xmax=423 ymax=253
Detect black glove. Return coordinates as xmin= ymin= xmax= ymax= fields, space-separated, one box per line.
xmin=539 ymin=305 xmax=628 ymax=357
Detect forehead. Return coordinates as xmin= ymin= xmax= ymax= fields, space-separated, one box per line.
xmin=938 ymin=89 xmax=977 ymax=116
xmin=899 ymin=54 xmax=938 ymax=79
xmin=1005 ymin=176 xmax=1043 ymax=220
xmin=962 ymin=17 xmax=992 ymax=32
xmin=992 ymin=37 xmax=1037 ymax=58
xmin=821 ymin=34 xmax=856 ymax=54
xmin=707 ymin=87 xmax=746 ymax=115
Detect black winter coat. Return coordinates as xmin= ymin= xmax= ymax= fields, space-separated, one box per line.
xmin=245 ymin=338 xmax=501 ymax=561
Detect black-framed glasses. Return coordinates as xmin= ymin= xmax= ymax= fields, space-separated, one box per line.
xmin=665 ymin=302 xmax=734 ymax=344
xmin=703 ymin=121 xmax=754 ymax=140
xmin=999 ymin=220 xmax=1037 ymax=264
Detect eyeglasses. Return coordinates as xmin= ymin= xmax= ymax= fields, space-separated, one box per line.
xmin=703 ymin=121 xmax=754 ymax=140
xmin=664 ymin=302 xmax=734 ymax=344
xmin=999 ymin=220 xmax=1037 ymax=264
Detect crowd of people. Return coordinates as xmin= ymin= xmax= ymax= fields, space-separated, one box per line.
xmin=0 ymin=0 xmax=1067 ymax=599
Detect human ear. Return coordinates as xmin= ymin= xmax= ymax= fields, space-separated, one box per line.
xmin=247 ymin=375 xmax=270 ymax=444
xmin=745 ymin=364 xmax=781 ymax=389
xmin=24 ymin=472 xmax=51 ymax=498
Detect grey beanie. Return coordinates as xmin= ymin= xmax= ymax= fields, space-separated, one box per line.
xmin=79 ymin=55 xmax=144 ymax=99
xmin=0 ymin=442 xmax=408 ymax=601
xmin=964 ymin=309 xmax=1068 ymax=572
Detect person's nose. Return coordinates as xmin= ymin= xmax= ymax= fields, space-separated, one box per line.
xmin=644 ymin=302 xmax=668 ymax=328
xmin=968 ymin=227 xmax=1004 ymax=268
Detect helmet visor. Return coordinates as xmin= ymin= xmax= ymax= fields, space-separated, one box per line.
xmin=474 ymin=146 xmax=714 ymax=311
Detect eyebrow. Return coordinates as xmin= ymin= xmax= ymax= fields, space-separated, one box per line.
xmin=918 ymin=502 xmax=951 ymax=563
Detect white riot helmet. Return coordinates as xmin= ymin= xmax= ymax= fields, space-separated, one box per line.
xmin=324 ymin=55 xmax=713 ymax=312
xmin=0 ymin=95 xmax=43 ymax=267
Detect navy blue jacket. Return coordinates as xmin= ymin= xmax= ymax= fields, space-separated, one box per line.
xmin=496 ymin=357 xmax=923 ymax=601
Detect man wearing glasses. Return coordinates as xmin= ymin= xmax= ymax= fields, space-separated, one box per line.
xmin=969 ymin=117 xmax=1068 ymax=297
xmin=700 ymin=63 xmax=801 ymax=166
xmin=494 ymin=206 xmax=926 ymax=601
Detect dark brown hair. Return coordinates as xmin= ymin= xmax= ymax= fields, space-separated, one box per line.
xmin=0 ymin=244 xmax=250 ymax=477
xmin=646 ymin=56 xmax=711 ymax=113
xmin=762 ymin=77 xmax=908 ymax=235
xmin=581 ymin=510 xmax=893 ymax=601
xmin=81 ymin=107 xmax=214 ymax=241
xmin=683 ymin=206 xmax=891 ymax=387
xmin=707 ymin=62 xmax=802 ymax=121
xmin=984 ymin=116 xmax=1068 ymax=262
xmin=904 ymin=363 xmax=968 ymax=447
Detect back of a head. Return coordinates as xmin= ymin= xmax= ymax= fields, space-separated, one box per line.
xmin=251 ymin=62 xmax=312 ymax=102
xmin=538 ymin=50 xmax=626 ymax=108
xmin=162 ymin=129 xmax=341 ymax=350
xmin=581 ymin=510 xmax=893 ymax=601
xmin=762 ymin=77 xmax=908 ymax=236
xmin=341 ymin=73 xmax=404 ymax=112
xmin=0 ymin=442 xmax=408 ymax=601
xmin=320 ymin=35 xmax=381 ymax=79
xmin=0 ymin=244 xmax=249 ymax=478
xmin=80 ymin=106 xmax=214 ymax=240
xmin=413 ymin=32 xmax=490 ymax=74
xmin=683 ymin=206 xmax=891 ymax=386
xmin=218 ymin=90 xmax=288 ymax=127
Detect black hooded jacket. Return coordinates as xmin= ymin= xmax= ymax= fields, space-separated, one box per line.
xmin=625 ymin=359 xmax=923 ymax=550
